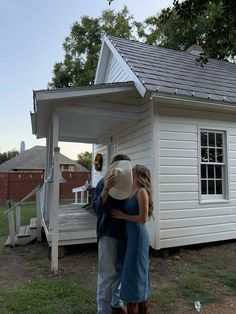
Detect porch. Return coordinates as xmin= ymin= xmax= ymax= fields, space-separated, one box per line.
xmin=44 ymin=203 xmax=97 ymax=247
xmin=31 ymin=82 xmax=144 ymax=272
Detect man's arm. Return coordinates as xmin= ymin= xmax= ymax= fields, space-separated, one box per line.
xmin=92 ymin=173 xmax=118 ymax=215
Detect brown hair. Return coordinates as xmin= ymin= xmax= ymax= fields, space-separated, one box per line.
xmin=111 ymin=154 xmax=131 ymax=163
xmin=133 ymin=165 xmax=153 ymax=217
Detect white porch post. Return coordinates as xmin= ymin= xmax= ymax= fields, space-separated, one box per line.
xmin=50 ymin=112 xmax=60 ymax=273
xmin=46 ymin=126 xmax=53 ymax=225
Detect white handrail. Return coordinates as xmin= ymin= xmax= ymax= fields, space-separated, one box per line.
xmin=4 ymin=185 xmax=41 ymax=214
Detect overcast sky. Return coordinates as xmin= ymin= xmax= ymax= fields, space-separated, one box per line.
xmin=0 ymin=0 xmax=173 ymax=160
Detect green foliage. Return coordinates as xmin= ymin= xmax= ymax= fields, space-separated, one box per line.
xmin=150 ymin=285 xmax=179 ymax=314
xmin=0 ymin=278 xmax=96 ymax=313
xmin=0 ymin=149 xmax=19 ymax=164
xmin=77 ymin=151 xmax=92 ymax=171
xmin=177 ymin=274 xmax=219 ymax=303
xmin=172 ymin=0 xmax=236 ymax=61
xmin=49 ymin=0 xmax=236 ymax=88
xmin=137 ymin=7 xmax=207 ymax=51
xmin=49 ymin=6 xmax=136 ymax=88
xmin=137 ymin=0 xmax=235 ymax=61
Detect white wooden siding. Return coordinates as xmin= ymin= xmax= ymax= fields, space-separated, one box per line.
xmin=91 ymin=144 xmax=108 ymax=188
xmin=92 ymin=103 xmax=154 ymax=244
xmin=157 ymin=104 xmax=236 ymax=249
xmin=105 ymin=54 xmax=130 ymax=83
xmin=117 ymin=104 xmax=154 ymax=245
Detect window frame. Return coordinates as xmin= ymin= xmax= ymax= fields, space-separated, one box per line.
xmin=198 ymin=127 xmax=229 ymax=203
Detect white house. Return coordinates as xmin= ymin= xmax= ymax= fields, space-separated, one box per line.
xmin=31 ymin=35 xmax=236 ymax=271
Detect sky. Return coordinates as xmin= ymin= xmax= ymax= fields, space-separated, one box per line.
xmin=0 ymin=0 xmax=173 ymax=160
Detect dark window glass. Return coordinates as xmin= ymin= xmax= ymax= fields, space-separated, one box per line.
xmin=201 ymin=180 xmax=207 ymax=194
xmin=201 ymin=148 xmax=208 ymax=162
xmin=208 ymin=180 xmax=215 ymax=194
xmin=201 ymin=165 xmax=206 ymax=178
xmin=217 ymin=149 xmax=223 ymax=163
xmin=215 ymin=165 xmax=222 ymax=179
xmin=208 ymin=165 xmax=214 ymax=178
xmin=209 ymin=133 xmax=215 ymax=147
xmin=201 ymin=132 xmax=207 ymax=146
xmin=216 ymin=133 xmax=223 ymax=147
xmin=209 ymin=148 xmax=215 ymax=162
xmin=216 ymin=180 xmax=222 ymax=194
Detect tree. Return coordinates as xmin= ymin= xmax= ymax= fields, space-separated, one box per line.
xmin=77 ymin=151 xmax=92 ymax=171
xmin=168 ymin=0 xmax=236 ymax=61
xmin=0 ymin=149 xmax=19 ymax=164
xmin=136 ymin=7 xmax=208 ymax=52
xmin=49 ymin=7 xmax=136 ymax=88
xmin=108 ymin=0 xmax=236 ymax=62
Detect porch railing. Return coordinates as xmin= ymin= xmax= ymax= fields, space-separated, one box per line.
xmin=4 ymin=185 xmax=42 ymax=247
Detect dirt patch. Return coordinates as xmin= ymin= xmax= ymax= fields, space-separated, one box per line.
xmin=1 ymin=240 xmax=236 ymax=313
xmin=176 ymin=297 xmax=236 ymax=314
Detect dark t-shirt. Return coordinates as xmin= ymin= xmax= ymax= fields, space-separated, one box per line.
xmin=92 ymin=178 xmax=126 ymax=240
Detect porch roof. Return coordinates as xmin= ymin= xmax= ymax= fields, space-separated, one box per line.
xmin=31 ymin=82 xmax=145 ymax=144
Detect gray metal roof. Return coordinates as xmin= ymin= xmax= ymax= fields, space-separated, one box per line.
xmin=108 ymin=36 xmax=236 ymax=104
xmin=0 ymin=146 xmax=89 ymax=173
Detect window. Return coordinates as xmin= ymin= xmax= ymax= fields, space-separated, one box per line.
xmin=200 ymin=130 xmax=227 ymax=200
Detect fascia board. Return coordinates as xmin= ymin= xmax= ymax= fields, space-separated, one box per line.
xmin=94 ymin=37 xmax=108 ymax=84
xmin=100 ymin=35 xmax=146 ymax=97
xmin=30 ymin=112 xmax=37 ymax=135
xmin=152 ymin=94 xmax=236 ymax=112
xmin=34 ymin=84 xmax=135 ymax=102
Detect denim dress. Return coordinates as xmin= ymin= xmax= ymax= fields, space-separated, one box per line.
xmin=120 ymin=191 xmax=150 ymax=303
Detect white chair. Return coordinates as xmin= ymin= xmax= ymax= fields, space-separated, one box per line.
xmin=72 ymin=181 xmax=89 ymax=205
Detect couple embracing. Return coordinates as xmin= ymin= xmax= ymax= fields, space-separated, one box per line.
xmin=93 ymin=154 xmax=153 ymax=314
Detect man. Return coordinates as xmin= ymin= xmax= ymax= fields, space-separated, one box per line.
xmin=93 ymin=154 xmax=132 ymax=314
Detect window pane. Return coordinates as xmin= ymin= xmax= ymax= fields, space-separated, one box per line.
xmin=200 ymin=130 xmax=225 ymax=197
xmin=201 ymin=148 xmax=208 ymax=162
xmin=208 ymin=180 xmax=215 ymax=194
xmin=217 ymin=149 xmax=223 ymax=162
xmin=201 ymin=132 xmax=207 ymax=146
xmin=216 ymin=133 xmax=223 ymax=147
xmin=215 ymin=165 xmax=222 ymax=179
xmin=208 ymin=165 xmax=214 ymax=178
xmin=209 ymin=148 xmax=215 ymax=162
xmin=201 ymin=164 xmax=206 ymax=178
xmin=216 ymin=180 xmax=222 ymax=194
xmin=209 ymin=132 xmax=215 ymax=147
xmin=201 ymin=180 xmax=207 ymax=194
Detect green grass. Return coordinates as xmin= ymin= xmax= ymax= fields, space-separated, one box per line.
xmin=1 ymin=203 xmax=236 ymax=313
xmin=151 ymin=285 xmax=179 ymax=314
xmin=0 ymin=278 xmax=96 ymax=314
xmin=177 ymin=273 xmax=219 ymax=303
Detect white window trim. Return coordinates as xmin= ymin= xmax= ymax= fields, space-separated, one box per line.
xmin=198 ymin=126 xmax=229 ymax=203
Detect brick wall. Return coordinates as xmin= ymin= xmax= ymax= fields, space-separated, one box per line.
xmin=0 ymin=171 xmax=90 ymax=204
xmin=60 ymin=172 xmax=90 ymax=199
xmin=0 ymin=173 xmax=8 ymax=204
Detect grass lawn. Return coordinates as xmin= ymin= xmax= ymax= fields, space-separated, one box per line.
xmin=0 ymin=203 xmax=236 ymax=313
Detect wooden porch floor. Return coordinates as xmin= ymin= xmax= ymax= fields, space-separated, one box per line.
xmin=46 ymin=204 xmax=97 ymax=246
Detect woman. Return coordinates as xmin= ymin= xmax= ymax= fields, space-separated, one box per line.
xmin=112 ymin=165 xmax=153 ymax=314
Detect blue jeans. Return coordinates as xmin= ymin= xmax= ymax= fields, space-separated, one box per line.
xmin=97 ymin=236 xmax=125 ymax=314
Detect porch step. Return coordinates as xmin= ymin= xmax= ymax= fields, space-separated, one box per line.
xmin=17 ymin=225 xmax=31 ymax=238
xmin=30 ymin=217 xmax=37 ymax=229
xmin=5 ymin=235 xmax=18 ymax=246
xmin=5 ymin=226 xmax=37 ymax=246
